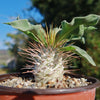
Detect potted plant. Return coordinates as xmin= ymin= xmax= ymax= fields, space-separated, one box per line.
xmin=0 ymin=14 xmax=100 ymax=100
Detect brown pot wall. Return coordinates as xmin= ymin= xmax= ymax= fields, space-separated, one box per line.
xmin=0 ymin=89 xmax=96 ymax=100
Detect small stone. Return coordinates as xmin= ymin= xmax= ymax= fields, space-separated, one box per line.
xmin=69 ymin=84 xmax=75 ymax=88
xmin=30 ymin=84 xmax=35 ymax=88
xmin=16 ymin=84 xmax=23 ymax=88
xmin=81 ymin=78 xmax=87 ymax=83
xmin=47 ymin=81 xmax=54 ymax=85
xmin=23 ymin=82 xmax=28 ymax=87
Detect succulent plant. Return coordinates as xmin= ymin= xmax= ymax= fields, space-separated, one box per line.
xmin=5 ymin=14 xmax=100 ymax=88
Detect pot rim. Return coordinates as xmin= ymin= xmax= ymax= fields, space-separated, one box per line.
xmin=0 ymin=73 xmax=100 ymax=95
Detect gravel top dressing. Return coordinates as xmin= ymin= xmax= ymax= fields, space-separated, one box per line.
xmin=0 ymin=75 xmax=92 ymax=89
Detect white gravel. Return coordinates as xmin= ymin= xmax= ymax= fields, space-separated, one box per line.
xmin=0 ymin=76 xmax=92 ymax=89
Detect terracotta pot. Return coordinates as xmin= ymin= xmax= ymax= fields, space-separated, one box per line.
xmin=0 ymin=73 xmax=100 ymax=100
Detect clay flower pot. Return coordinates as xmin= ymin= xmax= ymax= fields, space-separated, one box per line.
xmin=0 ymin=73 xmax=100 ymax=100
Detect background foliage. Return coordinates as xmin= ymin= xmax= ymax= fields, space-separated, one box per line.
xmin=31 ymin=0 xmax=100 ymax=26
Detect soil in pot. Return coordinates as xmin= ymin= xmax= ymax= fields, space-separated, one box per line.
xmin=0 ymin=73 xmax=92 ymax=89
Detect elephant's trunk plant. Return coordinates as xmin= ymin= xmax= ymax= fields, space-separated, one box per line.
xmin=5 ymin=14 xmax=100 ymax=88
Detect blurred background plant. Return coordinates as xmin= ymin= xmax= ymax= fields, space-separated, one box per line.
xmin=0 ymin=0 xmax=100 ymax=99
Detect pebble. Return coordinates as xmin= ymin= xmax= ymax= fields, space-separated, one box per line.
xmin=16 ymin=84 xmax=23 ymax=88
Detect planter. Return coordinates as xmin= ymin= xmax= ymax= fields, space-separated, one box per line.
xmin=0 ymin=73 xmax=100 ymax=100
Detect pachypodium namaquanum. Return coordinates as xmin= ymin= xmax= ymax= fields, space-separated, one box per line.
xmin=5 ymin=14 xmax=100 ymax=88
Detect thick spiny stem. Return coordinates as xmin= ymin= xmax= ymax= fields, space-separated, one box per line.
xmin=20 ymin=43 xmax=77 ymax=88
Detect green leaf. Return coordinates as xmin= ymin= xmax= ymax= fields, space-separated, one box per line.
xmin=4 ymin=19 xmax=47 ymax=45
xmin=60 ymin=46 xmax=75 ymax=51
xmin=72 ymin=25 xmax=85 ymax=43
xmin=79 ymin=25 xmax=84 ymax=36
xmin=25 ymin=31 xmax=39 ymax=42
xmin=61 ymin=45 xmax=96 ymax=66
xmin=5 ymin=19 xmax=34 ymax=31
xmin=56 ymin=14 xmax=100 ymax=43
xmin=81 ymin=37 xmax=85 ymax=44
xmin=72 ymin=45 xmax=96 ymax=66
xmin=85 ymin=26 xmax=97 ymax=31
